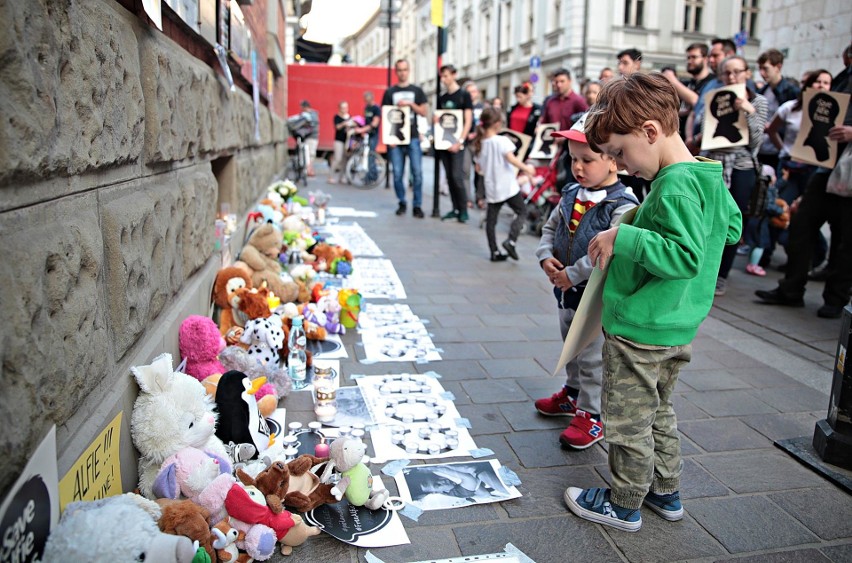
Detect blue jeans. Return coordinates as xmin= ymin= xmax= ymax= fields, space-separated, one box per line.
xmin=388 ymin=141 xmax=423 ymax=208
xmin=367 ymin=134 xmax=379 ymax=181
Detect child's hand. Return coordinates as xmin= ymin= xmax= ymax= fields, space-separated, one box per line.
xmin=477 ymin=198 xmax=486 ymax=209
xmin=550 ymin=269 xmax=573 ymax=291
xmin=541 ymin=257 xmax=564 ymax=277
xmin=588 ymin=227 xmax=619 ymax=270
xmin=524 ymin=164 xmax=536 ymax=176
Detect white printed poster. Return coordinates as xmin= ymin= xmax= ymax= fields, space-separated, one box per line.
xmin=701 ymin=83 xmax=749 ymax=151
xmin=791 ymin=89 xmax=850 ymax=168
xmin=382 ymin=105 xmax=411 ymax=146
xmin=395 ymin=460 xmax=521 ymax=511
xmin=349 ymin=258 xmax=407 ymax=300
xmin=527 ymin=123 xmax=559 ymax=159
xmin=499 ymin=128 xmax=533 ymax=164
xmin=434 ymin=110 xmax=464 ymax=150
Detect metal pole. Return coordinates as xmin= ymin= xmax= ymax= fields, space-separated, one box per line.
xmin=432 ymin=26 xmax=442 ymax=218
xmin=385 ymin=2 xmax=393 ymax=190
xmin=495 ymin=1 xmax=501 ymax=100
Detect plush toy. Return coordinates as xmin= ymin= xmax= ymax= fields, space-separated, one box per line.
xmin=327 ymin=437 xmax=389 ymax=510
xmin=225 ymin=483 xmax=320 ymax=558
xmin=215 ymin=371 xmax=275 ymax=458
xmin=236 ymin=456 xmax=337 ymax=514
xmin=241 ymin=314 xmax=286 ymax=366
xmin=131 ymin=354 xmax=230 ymax=498
xmin=235 ymin=224 xmax=300 ymax=304
xmin=212 ymin=266 xmax=253 ymax=339
xmin=310 ymin=243 xmax=353 ymax=275
xmin=179 ymin=315 xmax=227 ymax=382
xmin=152 ymin=447 xmax=236 ymax=525
xmin=217 ymin=345 xmax=289 ymax=414
xmin=43 ymin=493 xmax=197 ymax=563
xmin=235 ymin=285 xmax=274 ymax=322
xmin=156 ymin=499 xmax=216 ymax=562
xmin=211 ymin=518 xmax=243 ymax=563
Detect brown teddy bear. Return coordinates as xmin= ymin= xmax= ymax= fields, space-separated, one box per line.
xmin=156 ymin=499 xmax=216 ymax=562
xmin=236 ymin=456 xmax=337 ymax=514
xmin=234 ymin=224 xmax=300 ymax=305
xmin=310 ymin=242 xmax=353 ymax=273
xmin=212 ymin=267 xmax=253 ymax=339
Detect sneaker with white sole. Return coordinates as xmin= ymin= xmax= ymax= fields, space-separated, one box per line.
xmin=714 ymin=277 xmax=727 ymax=296
xmin=559 ymin=410 xmax=604 ymax=449
xmin=564 ymin=487 xmax=642 ymax=532
xmin=534 ymin=386 xmax=578 ymax=417
xmin=643 ymin=491 xmax=684 ymax=521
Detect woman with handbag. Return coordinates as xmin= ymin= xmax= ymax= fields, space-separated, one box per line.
xmin=702 ymin=56 xmax=768 ymax=296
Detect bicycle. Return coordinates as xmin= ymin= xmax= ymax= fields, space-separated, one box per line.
xmin=286 ymin=114 xmax=314 ymax=186
xmin=344 ymin=132 xmax=386 ymax=189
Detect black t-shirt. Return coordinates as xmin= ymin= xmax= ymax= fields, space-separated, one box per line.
xmin=382 ymin=84 xmax=428 ymax=137
xmin=333 ymin=115 xmax=349 ymax=142
xmin=364 ymin=103 xmax=381 ymax=138
xmin=438 ymin=88 xmax=473 ymax=113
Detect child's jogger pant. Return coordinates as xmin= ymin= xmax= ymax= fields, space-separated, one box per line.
xmin=601 ymin=333 xmax=692 ymax=509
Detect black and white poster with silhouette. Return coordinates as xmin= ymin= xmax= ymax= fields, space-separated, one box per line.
xmin=791 ymin=89 xmax=850 ymax=168
xmin=701 ymin=83 xmax=749 ymax=151
xmin=434 ymin=110 xmax=464 ymax=150
xmin=382 ymin=105 xmax=411 ymax=146
xmin=394 ymin=460 xmax=521 ymax=511
xmin=528 ymin=123 xmax=559 ymax=160
xmin=498 ymin=128 xmax=533 ymax=166
xmin=0 ymin=426 xmax=58 ymax=563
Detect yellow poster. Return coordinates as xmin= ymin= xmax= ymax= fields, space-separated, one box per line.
xmin=431 ymin=0 xmax=443 ymax=26
xmin=58 ymin=411 xmax=122 ymax=511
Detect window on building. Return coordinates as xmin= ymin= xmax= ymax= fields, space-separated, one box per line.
xmin=550 ymin=0 xmax=561 ymax=31
xmin=464 ymin=21 xmax=472 ymax=65
xmin=501 ymin=2 xmax=512 ymax=51
xmin=480 ymin=12 xmax=490 ymax=58
xmin=741 ymin=0 xmax=759 ymax=38
xmin=683 ymin=0 xmax=703 ymax=32
xmin=525 ymin=0 xmax=534 ymax=41
xmin=624 ymin=0 xmax=644 ymax=27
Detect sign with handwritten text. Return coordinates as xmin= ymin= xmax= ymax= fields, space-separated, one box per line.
xmin=58 ymin=412 xmax=122 ymax=511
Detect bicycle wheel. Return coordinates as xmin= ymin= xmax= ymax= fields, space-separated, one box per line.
xmin=346 ymin=150 xmax=386 ymax=189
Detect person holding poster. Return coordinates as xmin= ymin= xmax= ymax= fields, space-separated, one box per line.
xmin=564 ymin=72 xmax=741 ymax=533
xmin=382 ymin=59 xmax=429 ymax=218
xmin=756 ymin=48 xmax=852 ymax=320
xmin=435 ymin=64 xmax=473 ymax=223
xmin=701 ymin=56 xmax=768 ymax=297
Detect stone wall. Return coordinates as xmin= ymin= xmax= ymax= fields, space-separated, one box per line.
xmin=0 ymin=0 xmax=287 ymax=496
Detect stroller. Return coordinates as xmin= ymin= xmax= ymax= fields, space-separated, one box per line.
xmin=523 ymin=152 xmax=562 ymax=236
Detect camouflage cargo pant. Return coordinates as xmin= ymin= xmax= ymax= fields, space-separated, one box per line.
xmin=602 ymin=333 xmax=692 ymax=509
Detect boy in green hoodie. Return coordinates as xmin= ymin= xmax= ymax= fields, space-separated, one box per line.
xmin=563 ymin=73 xmax=742 ymax=532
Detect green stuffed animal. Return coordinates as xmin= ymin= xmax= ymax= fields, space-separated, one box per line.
xmin=328 ymin=438 xmax=389 ymax=510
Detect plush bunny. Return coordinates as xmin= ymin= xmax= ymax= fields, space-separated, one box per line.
xmin=152 ymin=447 xmax=236 ymax=525
xmin=241 ymin=314 xmax=286 ymax=366
xmin=130 ymin=353 xmax=230 ymax=498
xmin=179 ymin=315 xmax=227 ymax=382
xmin=43 ymin=493 xmax=197 ymax=563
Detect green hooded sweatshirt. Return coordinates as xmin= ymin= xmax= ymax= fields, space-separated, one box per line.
xmin=603 ymin=159 xmax=742 ymax=346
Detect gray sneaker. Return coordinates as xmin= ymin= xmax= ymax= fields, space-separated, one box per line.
xmin=714 ymin=277 xmax=727 ymax=296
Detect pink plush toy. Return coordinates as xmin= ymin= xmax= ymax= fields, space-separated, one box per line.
xmin=179 ymin=315 xmax=226 ymax=382
xmin=152 ymin=447 xmax=235 ymax=525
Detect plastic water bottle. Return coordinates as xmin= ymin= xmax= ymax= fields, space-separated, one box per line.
xmin=288 ymin=316 xmax=308 ymax=389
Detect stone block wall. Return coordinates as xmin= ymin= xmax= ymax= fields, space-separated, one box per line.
xmin=0 ymin=0 xmax=287 ymax=496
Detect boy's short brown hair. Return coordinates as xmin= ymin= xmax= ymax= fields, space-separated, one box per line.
xmin=585 ymin=73 xmax=680 ymax=152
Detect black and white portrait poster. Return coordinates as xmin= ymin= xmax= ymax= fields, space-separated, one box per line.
xmin=791 ymin=89 xmax=850 ymax=168
xmin=395 ymin=460 xmax=520 ymax=511
xmin=527 ymin=123 xmax=559 ymax=160
xmin=322 ymin=386 xmax=375 ymax=428
xmin=701 ymin=83 xmax=749 ymax=151
xmin=434 ymin=110 xmax=464 ymax=150
xmin=498 ymin=128 xmax=533 ymax=165
xmin=382 ymin=105 xmax=411 ymax=146
xmin=0 ymin=426 xmax=58 ymax=563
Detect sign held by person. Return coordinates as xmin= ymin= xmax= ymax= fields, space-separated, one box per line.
xmin=791 ymin=89 xmax=850 ymax=168
xmin=433 ymin=110 xmax=464 ymax=150
xmin=528 ymin=123 xmax=559 ymax=159
xmin=498 ymin=128 xmax=533 ymax=165
xmin=382 ymin=105 xmax=411 ymax=146
xmin=701 ymin=83 xmax=749 ymax=151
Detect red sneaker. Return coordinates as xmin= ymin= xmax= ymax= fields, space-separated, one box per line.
xmin=535 ymin=386 xmax=578 ymax=417
xmin=559 ymin=410 xmax=604 ymax=449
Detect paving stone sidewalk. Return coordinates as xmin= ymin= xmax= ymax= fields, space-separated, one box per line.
xmin=276 ymin=159 xmax=852 ymax=563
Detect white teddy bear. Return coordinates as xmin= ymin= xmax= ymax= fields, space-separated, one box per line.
xmin=130 ymin=353 xmax=230 ymax=498
xmin=240 ymin=314 xmax=286 ymax=366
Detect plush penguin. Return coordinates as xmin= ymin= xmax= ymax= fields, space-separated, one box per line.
xmin=215 ymin=370 xmax=273 ymax=460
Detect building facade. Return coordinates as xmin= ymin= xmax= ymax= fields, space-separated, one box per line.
xmin=0 ymin=0 xmax=291 ymax=496
xmin=342 ymin=0 xmax=847 ymax=102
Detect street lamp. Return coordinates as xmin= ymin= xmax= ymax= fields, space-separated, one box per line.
xmin=495 ymin=0 xmax=503 ymax=99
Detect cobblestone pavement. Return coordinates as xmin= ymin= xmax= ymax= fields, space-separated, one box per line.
xmin=275 ymin=158 xmax=852 ymax=563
